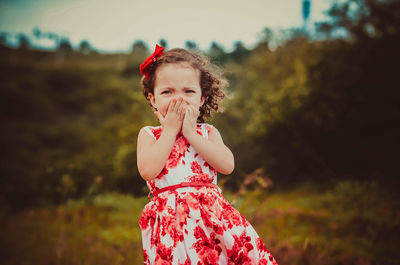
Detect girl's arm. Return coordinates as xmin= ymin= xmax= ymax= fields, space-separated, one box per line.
xmin=136 ymin=127 xmax=177 ymax=181
xmin=185 ymin=126 xmax=235 ymax=175
xmin=186 ymin=127 xmax=235 ymax=175
xmin=137 ymin=98 xmax=185 ymax=181
xmin=182 ymin=104 xmax=234 ymax=175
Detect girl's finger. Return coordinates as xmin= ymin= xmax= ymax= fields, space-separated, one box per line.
xmin=185 ymin=104 xmax=191 ymax=117
xmin=188 ymin=104 xmax=195 ymax=117
xmin=167 ymin=98 xmax=177 ymax=114
xmin=184 ymin=107 xmax=190 ymax=121
xmin=178 ymin=104 xmax=186 ymax=119
xmin=154 ymin=111 xmax=165 ymax=124
xmin=179 ymin=106 xmax=186 ymax=120
xmin=174 ymin=97 xmax=183 ymax=113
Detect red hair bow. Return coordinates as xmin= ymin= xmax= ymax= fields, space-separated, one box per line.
xmin=139 ymin=44 xmax=165 ymax=80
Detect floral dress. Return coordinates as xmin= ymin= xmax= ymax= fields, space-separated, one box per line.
xmin=139 ymin=123 xmax=278 ymax=265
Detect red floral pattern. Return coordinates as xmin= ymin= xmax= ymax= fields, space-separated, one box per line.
xmin=139 ymin=123 xmax=278 ymax=264
xmin=205 ymin=124 xmax=212 ymax=135
xmin=203 ymin=161 xmax=217 ymax=176
xmin=166 ymin=135 xmax=190 ymax=168
xmin=150 ymin=127 xmax=162 ymax=140
xmin=187 ymin=161 xmax=213 ymax=183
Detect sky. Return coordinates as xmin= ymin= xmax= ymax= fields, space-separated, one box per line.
xmin=0 ymin=0 xmax=333 ymax=53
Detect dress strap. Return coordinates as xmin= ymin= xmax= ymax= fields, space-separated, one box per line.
xmin=148 ymin=182 xmax=220 ymax=200
xmin=200 ymin=123 xmax=213 ymax=139
xmin=142 ymin=126 xmax=156 ymax=140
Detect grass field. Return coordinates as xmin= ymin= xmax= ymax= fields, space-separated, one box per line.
xmin=1 ymin=180 xmax=399 ymax=265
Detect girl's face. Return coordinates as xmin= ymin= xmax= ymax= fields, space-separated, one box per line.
xmin=148 ymin=62 xmax=205 ymax=117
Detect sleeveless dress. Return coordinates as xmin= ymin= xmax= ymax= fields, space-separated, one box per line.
xmin=138 ymin=123 xmax=278 ymax=265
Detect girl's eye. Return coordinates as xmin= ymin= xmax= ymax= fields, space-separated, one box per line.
xmin=186 ymin=90 xmax=195 ymax=93
xmin=161 ymin=91 xmax=170 ymax=94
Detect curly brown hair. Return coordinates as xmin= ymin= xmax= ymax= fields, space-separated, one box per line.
xmin=140 ymin=48 xmax=229 ymax=122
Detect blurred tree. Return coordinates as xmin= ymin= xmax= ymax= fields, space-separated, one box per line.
xmin=252 ymin=41 xmax=269 ymax=53
xmin=315 ymin=0 xmax=400 ymax=41
xmin=185 ymin=40 xmax=198 ymax=51
xmin=84 ymin=176 xmax=103 ymax=205
xmin=57 ymin=38 xmax=73 ymax=53
xmin=254 ymin=28 xmax=274 ymax=52
xmin=259 ymin=27 xmax=274 ymax=43
xmin=33 ymin=27 xmax=41 ymax=39
xmin=0 ymin=32 xmax=8 ymax=46
xmin=17 ymin=34 xmax=30 ymax=50
xmin=47 ymin=32 xmax=59 ymax=43
xmin=112 ymin=144 xmax=142 ymax=194
xmin=131 ymin=40 xmax=148 ymax=54
xmin=32 ymin=30 xmax=60 ymax=47
xmin=230 ymin=41 xmax=250 ymax=63
xmin=207 ymin=41 xmax=227 ymax=64
xmin=288 ymin=28 xmax=310 ymax=40
xmin=79 ymin=40 xmax=92 ymax=54
xmin=225 ymin=0 xmax=400 ymax=188
xmin=158 ymin=38 xmax=168 ymax=49
xmin=2 ymin=0 xmax=399 ymax=211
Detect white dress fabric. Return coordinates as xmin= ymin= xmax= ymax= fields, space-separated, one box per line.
xmin=138 ymin=123 xmax=278 ymax=265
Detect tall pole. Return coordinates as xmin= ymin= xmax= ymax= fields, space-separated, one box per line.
xmin=302 ymin=0 xmax=311 ymax=31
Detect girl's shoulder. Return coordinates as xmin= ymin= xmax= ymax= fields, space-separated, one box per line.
xmin=140 ymin=125 xmax=162 ymax=140
xmin=197 ymin=123 xmax=215 ymax=137
xmin=200 ymin=122 xmax=214 ymax=129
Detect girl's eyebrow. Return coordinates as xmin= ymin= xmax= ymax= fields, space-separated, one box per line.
xmin=159 ymin=86 xmax=198 ymax=90
xmin=158 ymin=87 xmax=174 ymax=92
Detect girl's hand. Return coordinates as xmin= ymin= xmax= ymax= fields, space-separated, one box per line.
xmin=182 ymin=102 xmax=200 ymax=139
xmin=154 ymin=97 xmax=186 ymax=135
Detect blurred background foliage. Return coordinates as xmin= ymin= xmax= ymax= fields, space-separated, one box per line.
xmin=1 ymin=0 xmax=399 ymax=264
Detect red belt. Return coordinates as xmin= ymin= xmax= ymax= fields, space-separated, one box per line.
xmin=148 ymin=181 xmax=220 ymax=200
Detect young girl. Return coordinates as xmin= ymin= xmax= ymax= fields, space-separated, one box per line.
xmin=137 ymin=44 xmax=278 ymax=265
